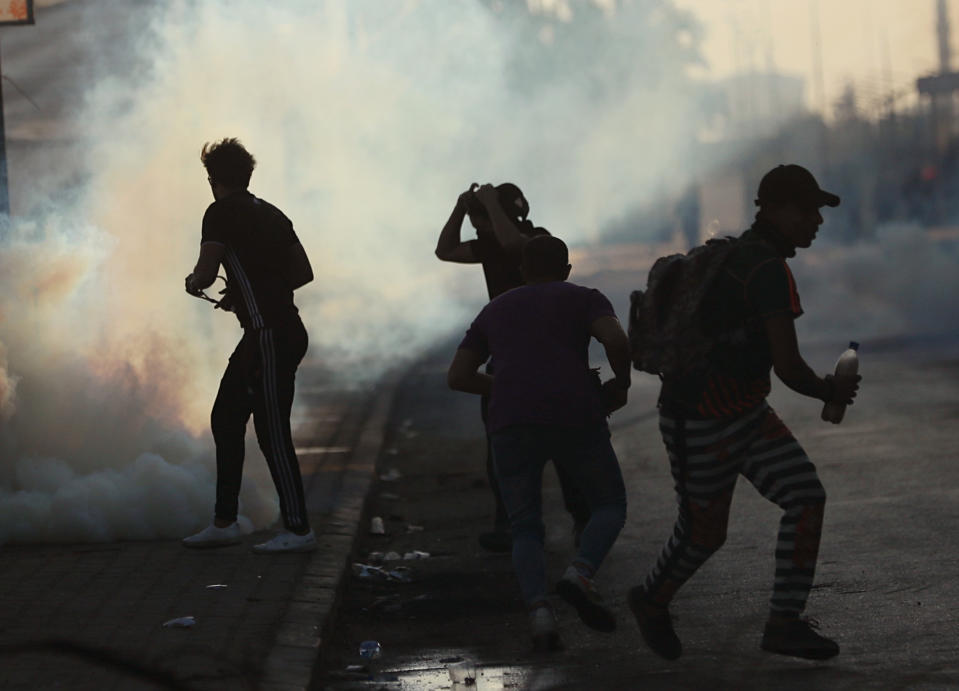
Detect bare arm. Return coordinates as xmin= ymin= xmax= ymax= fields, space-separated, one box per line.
xmin=765 ymin=313 xmax=859 ymax=403
xmin=447 ymin=348 xmax=493 ymax=396
xmin=475 ymin=184 xmax=525 ymax=256
xmin=590 ymin=315 xmax=631 ymax=413
xmin=590 ymin=315 xmax=632 ymax=387
xmin=185 ymin=242 xmax=224 ymax=294
xmin=287 ymin=242 xmax=314 ymax=290
xmin=436 ymin=193 xmax=481 ymax=263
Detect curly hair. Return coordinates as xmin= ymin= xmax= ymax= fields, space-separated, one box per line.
xmin=200 ymin=138 xmax=256 ymax=189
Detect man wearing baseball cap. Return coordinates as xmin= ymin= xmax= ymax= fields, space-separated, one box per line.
xmin=628 ymin=164 xmax=860 ymax=661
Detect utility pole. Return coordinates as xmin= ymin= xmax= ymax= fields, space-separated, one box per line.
xmin=0 ymin=36 xmax=10 ymax=217
xmin=880 ymin=29 xmax=893 ymax=120
xmin=935 ymin=0 xmax=953 ymax=150
xmin=808 ymin=0 xmax=828 ymax=172
xmin=0 ymin=1 xmax=36 ymax=218
xmin=937 ymin=0 xmax=951 ymax=73
xmin=809 ymin=0 xmax=826 ymax=116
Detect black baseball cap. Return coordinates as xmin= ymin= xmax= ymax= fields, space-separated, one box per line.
xmin=755 ymin=164 xmax=840 ymax=208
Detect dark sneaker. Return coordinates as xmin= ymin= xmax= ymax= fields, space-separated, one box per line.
xmin=556 ymin=566 xmax=616 ymax=632
xmin=478 ymin=530 xmax=512 ymax=553
xmin=529 ymin=606 xmax=564 ymax=653
xmin=628 ymin=586 xmax=682 ymax=660
xmin=761 ymin=616 xmax=839 ymax=660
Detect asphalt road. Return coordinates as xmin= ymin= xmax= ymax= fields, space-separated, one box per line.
xmin=5 ymin=6 xmax=958 ymax=688
xmin=319 ymin=335 xmax=959 ymax=690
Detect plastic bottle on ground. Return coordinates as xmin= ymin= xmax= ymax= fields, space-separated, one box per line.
xmin=822 ymin=341 xmax=859 ymax=424
xmin=359 ymin=640 xmax=382 ymax=659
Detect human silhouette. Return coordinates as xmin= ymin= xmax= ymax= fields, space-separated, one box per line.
xmin=182 ymin=138 xmax=316 ymax=553
xmin=629 ymin=165 xmax=861 ymax=660
xmin=436 ymin=182 xmax=591 ymax=552
xmin=448 ymin=235 xmax=631 ymax=651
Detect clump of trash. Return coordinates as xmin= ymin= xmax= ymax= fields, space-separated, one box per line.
xmin=352 ymin=563 xmax=414 ymax=583
xmin=353 ymin=563 xmax=388 ymax=580
xmin=380 ymin=468 xmax=402 ymax=481
xmin=370 ymin=517 xmax=386 ymax=535
xmin=399 ymin=418 xmax=418 ymax=439
xmin=447 ymin=658 xmax=477 ymax=686
xmin=368 ymin=550 xmax=429 ymax=563
xmin=388 ymin=566 xmax=412 ymax=582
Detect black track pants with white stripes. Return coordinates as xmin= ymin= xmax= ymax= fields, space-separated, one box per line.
xmin=642 ymin=402 xmax=826 ymax=616
xmin=212 ymin=318 xmax=310 ymax=533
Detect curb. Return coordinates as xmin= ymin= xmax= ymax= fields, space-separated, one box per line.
xmin=259 ymin=370 xmax=404 ymax=690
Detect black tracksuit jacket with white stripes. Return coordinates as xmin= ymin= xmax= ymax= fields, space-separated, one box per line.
xmin=201 ymin=191 xmax=301 ymax=330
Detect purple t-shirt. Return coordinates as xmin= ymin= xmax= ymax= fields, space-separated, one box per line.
xmin=458 ymin=281 xmax=616 ymax=433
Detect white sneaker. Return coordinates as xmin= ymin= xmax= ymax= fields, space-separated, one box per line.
xmin=182 ymin=522 xmax=243 ymax=548
xmin=252 ymin=530 xmax=317 ymax=553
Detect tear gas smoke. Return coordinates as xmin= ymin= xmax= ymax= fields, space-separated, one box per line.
xmin=0 ymin=0 xmax=708 ymax=544
xmin=2 ymin=1 xmax=951 ymax=545
xmin=792 ymin=223 xmax=959 ymax=344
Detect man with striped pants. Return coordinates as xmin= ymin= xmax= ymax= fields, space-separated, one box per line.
xmin=629 ymin=165 xmax=861 ymax=660
xmin=182 ymin=138 xmax=317 ymax=553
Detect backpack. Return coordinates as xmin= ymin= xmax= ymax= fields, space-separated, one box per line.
xmin=628 ymin=237 xmax=738 ymax=378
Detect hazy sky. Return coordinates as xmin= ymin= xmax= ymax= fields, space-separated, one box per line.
xmin=674 ymin=0 xmax=954 ymax=117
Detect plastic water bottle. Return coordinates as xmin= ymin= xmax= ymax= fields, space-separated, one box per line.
xmin=359 ymin=640 xmax=382 ymax=660
xmin=821 ymin=341 xmax=859 ymax=424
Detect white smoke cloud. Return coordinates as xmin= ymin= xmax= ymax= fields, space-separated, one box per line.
xmin=2 ymin=0 xmax=951 ymax=546
xmin=0 ymin=0 xmax=712 ymax=544
xmin=792 ymin=223 xmax=959 ymax=344
xmin=0 ymin=215 xmax=280 ymax=544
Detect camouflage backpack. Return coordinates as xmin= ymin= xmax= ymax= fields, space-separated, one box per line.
xmin=628 ymin=237 xmax=738 ymax=378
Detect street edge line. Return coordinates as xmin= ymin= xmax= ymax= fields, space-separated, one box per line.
xmin=259 ymin=369 xmax=404 ymax=690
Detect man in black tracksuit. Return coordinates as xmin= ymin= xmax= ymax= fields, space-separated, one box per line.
xmin=182 ymin=137 xmax=316 ymax=553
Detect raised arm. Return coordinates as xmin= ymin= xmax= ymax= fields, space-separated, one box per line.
xmin=436 ymin=190 xmax=481 ymax=263
xmin=474 ymin=183 xmax=525 ymax=256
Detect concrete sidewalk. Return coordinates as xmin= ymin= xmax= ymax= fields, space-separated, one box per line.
xmin=0 ymin=369 xmax=400 ymax=691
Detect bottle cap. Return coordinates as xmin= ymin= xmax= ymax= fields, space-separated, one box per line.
xmin=848 ymin=341 xmax=859 ymax=350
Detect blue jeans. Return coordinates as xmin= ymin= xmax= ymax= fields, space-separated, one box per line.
xmin=491 ymin=424 xmax=627 ymax=606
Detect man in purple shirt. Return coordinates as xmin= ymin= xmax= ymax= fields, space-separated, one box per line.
xmin=448 ymin=235 xmax=631 ymax=652
xmin=436 ymin=182 xmax=591 ymax=553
